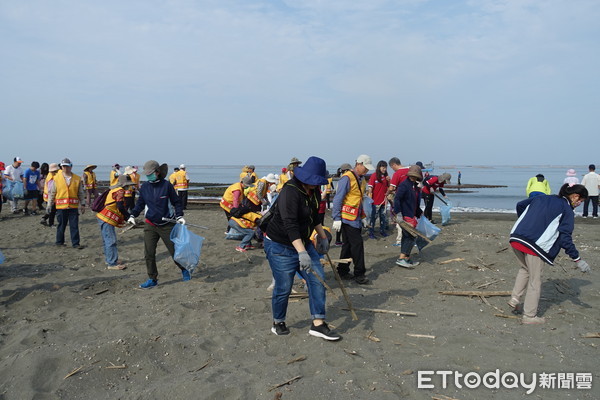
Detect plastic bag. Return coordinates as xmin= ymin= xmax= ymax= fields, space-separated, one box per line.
xmin=362 ymin=196 xmax=374 ymax=220
xmin=416 ymin=216 xmax=441 ymax=240
xmin=3 ymin=181 xmax=24 ymax=201
xmin=0 ymin=249 xmax=4 ymax=264
xmin=170 ymin=224 xmax=204 ymax=274
xmin=440 ymin=200 xmax=452 ymax=226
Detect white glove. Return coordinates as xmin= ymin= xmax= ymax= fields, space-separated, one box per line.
xmin=577 ymin=259 xmax=591 ymax=273
xmin=332 ymin=220 xmax=342 ymax=232
xmin=361 ymin=218 xmax=369 ymax=228
xmin=298 ymin=251 xmax=312 ymax=272
xmin=127 ymin=216 xmax=136 ymax=225
xmin=176 ymin=216 xmax=186 ymax=225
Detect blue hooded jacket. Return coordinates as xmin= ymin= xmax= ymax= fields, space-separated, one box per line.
xmin=509 ymin=195 xmax=579 ymax=265
xmin=131 ymin=178 xmax=183 ymax=225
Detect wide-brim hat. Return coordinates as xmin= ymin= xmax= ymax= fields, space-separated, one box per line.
xmin=49 ymin=163 xmax=59 ymax=172
xmin=84 ymin=164 xmax=97 ymax=171
xmin=143 ymin=160 xmax=168 ymax=179
xmin=438 ymin=173 xmax=451 ymax=184
xmin=241 ymin=175 xmax=255 ymax=187
xmin=339 ymin=163 xmax=352 ymax=171
xmin=293 ymin=156 xmax=328 ymax=186
xmin=289 ymin=157 xmax=302 ymax=165
xmin=566 ymin=169 xmax=577 ymax=176
xmin=407 ymin=165 xmax=423 ymax=181
xmin=265 ymin=173 xmax=278 ymax=183
xmin=124 ymin=166 xmax=135 ymax=175
xmin=111 ymin=174 xmax=132 ymax=189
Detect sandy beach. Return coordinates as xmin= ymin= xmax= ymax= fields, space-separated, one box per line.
xmin=0 ymin=206 xmax=598 ymax=399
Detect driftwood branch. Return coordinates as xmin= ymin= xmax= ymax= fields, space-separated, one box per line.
xmin=268 ymin=376 xmax=302 ymax=392
xmin=398 ymin=221 xmax=432 ymax=243
xmin=343 ymin=307 xmax=416 ymax=317
xmin=326 ymin=253 xmax=358 ymax=321
xmin=438 ymin=258 xmax=464 ymax=265
xmin=439 ymin=290 xmax=511 ymax=297
xmin=406 ymin=333 xmax=435 ymax=339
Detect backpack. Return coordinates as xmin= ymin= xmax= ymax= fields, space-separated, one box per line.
xmin=258 ymin=196 xmax=279 ymax=232
xmin=90 ymin=189 xmax=110 ymax=212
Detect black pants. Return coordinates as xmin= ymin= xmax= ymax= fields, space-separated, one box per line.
xmin=337 ymin=223 xmax=366 ymax=277
xmin=178 ymin=190 xmax=188 ymax=210
xmin=143 ymin=222 xmax=184 ymax=280
xmin=583 ymin=195 xmax=599 ymax=217
xmin=423 ymin=193 xmax=435 ymax=221
xmin=42 ymin=205 xmax=56 ymax=226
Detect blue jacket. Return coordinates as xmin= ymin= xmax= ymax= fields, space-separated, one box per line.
xmin=509 ymin=195 xmax=579 ymax=265
xmin=393 ymin=178 xmax=422 ymax=219
xmin=131 ymin=178 xmax=183 ymax=225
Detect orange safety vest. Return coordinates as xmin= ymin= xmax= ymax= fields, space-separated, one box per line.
xmin=96 ymin=188 xmax=126 ymax=227
xmin=174 ymin=170 xmax=189 ymax=190
xmin=340 ymin=171 xmax=365 ymax=221
xmin=231 ymin=211 xmax=261 ymax=229
xmin=54 ymin=171 xmax=81 ymax=210
xmin=220 ymin=182 xmax=244 ymax=212
xmin=124 ymin=172 xmax=139 ymax=198
xmin=169 ymin=172 xmax=177 ymax=185
xmin=84 ymin=171 xmax=97 ymax=190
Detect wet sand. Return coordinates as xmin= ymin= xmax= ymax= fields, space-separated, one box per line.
xmin=0 ymin=207 xmax=598 ymax=399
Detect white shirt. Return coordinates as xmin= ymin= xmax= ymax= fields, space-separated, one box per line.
xmin=3 ymin=164 xmax=23 ymax=181
xmin=581 ymin=171 xmax=600 ymax=196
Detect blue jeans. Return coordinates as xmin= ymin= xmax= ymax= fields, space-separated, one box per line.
xmin=98 ymin=218 xmax=118 ymax=265
xmin=228 ymin=219 xmax=254 ymax=248
xmin=264 ymin=238 xmax=326 ymax=322
xmin=56 ymin=208 xmax=80 ymax=246
xmin=370 ymin=203 xmax=388 ymax=234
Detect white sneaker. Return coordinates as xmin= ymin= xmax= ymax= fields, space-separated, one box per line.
xmin=522 ymin=315 xmax=545 ymax=324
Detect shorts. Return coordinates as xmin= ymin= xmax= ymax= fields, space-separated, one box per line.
xmin=25 ymin=189 xmax=39 ymax=200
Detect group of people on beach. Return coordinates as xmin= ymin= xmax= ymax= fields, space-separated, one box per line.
xmin=1 ymin=154 xmax=594 ymax=339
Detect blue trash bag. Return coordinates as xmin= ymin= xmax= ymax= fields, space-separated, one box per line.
xmin=170 ymin=224 xmax=204 ymax=274
xmin=416 ymin=216 xmax=441 ymax=240
xmin=0 ymin=249 xmax=4 ymax=264
xmin=3 ymin=181 xmax=24 ymax=201
xmin=362 ymin=196 xmax=374 ymax=220
xmin=440 ymin=200 xmax=452 ymax=226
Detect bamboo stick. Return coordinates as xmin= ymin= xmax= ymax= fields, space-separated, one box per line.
xmin=267 ymin=376 xmax=302 ymax=392
xmin=398 ymin=221 xmax=432 ymax=243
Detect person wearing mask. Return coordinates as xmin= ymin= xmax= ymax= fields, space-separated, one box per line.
xmin=47 ymin=158 xmax=86 ymax=249
xmin=525 ymin=174 xmax=551 ymax=198
xmin=128 ymin=160 xmax=187 ymax=289
xmin=97 ymin=174 xmax=132 ymax=270
xmin=22 ymin=161 xmax=41 ymax=215
xmin=264 ymin=156 xmax=340 ymax=340
xmin=4 ymin=157 xmax=25 ymax=214
xmin=508 ymin=184 xmax=591 ymax=324
xmin=581 ymin=164 xmax=600 ymax=218
xmin=421 ymin=173 xmax=451 ymax=223
xmin=83 ymin=165 xmax=98 ymax=209
xmin=393 ymin=165 xmax=426 ymax=268
xmin=366 ymin=160 xmax=390 ymax=239
xmin=332 ymin=155 xmax=375 ymax=285
xmin=110 ymin=163 xmax=121 ymax=187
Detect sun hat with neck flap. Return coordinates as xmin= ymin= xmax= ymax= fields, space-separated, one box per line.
xmin=293 ymin=156 xmax=328 ymax=186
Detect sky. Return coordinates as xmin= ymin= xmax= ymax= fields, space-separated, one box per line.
xmin=1 ymin=0 xmax=599 ymax=167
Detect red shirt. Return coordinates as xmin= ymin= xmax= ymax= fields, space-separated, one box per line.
xmin=368 ymin=173 xmax=389 ymax=205
xmin=390 ymin=167 xmax=410 ymax=188
xmin=510 ymin=241 xmax=537 ymax=256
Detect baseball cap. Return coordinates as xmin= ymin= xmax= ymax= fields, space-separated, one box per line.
xmin=14 ymin=157 xmax=23 ymax=164
xmin=60 ymin=158 xmax=73 ymax=167
xmin=356 ymin=155 xmax=375 ymax=171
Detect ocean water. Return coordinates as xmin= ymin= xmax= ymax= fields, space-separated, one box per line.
xmin=73 ymin=164 xmax=591 ymax=213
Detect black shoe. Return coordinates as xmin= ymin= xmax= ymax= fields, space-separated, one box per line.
xmin=40 ymin=219 xmax=48 ymax=226
xmin=354 ymin=275 xmax=370 ymax=285
xmin=73 ymin=245 xmax=85 ymax=250
xmin=271 ymin=322 xmax=290 ymax=336
xmin=338 ymin=271 xmax=354 ymax=280
xmin=308 ymin=322 xmax=341 ymax=341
